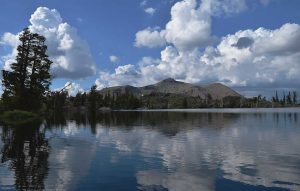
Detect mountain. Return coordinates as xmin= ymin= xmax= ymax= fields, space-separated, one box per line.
xmin=140 ymin=78 xmax=207 ymax=98
xmin=99 ymin=78 xmax=241 ymax=100
xmin=100 ymin=85 xmax=141 ymax=97
xmin=205 ymin=83 xmax=241 ymax=99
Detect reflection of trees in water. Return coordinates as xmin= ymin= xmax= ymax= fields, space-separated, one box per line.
xmin=45 ymin=110 xmax=300 ymax=136
xmin=51 ymin=111 xmax=241 ymax=136
xmin=272 ymin=112 xmax=299 ymax=128
xmin=0 ymin=122 xmax=49 ymax=190
xmin=45 ymin=112 xmax=67 ymax=128
xmin=111 ymin=112 xmax=241 ymax=136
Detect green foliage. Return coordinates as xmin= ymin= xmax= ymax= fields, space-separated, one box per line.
xmin=271 ymin=90 xmax=298 ymax=107
xmin=293 ymin=91 xmax=297 ymax=105
xmin=0 ymin=110 xmax=39 ymax=125
xmin=72 ymin=92 xmax=87 ymax=107
xmin=45 ymin=91 xmax=68 ymax=113
xmin=88 ymin=85 xmax=98 ymax=112
xmin=112 ymin=92 xmax=141 ymax=109
xmin=1 ymin=28 xmax=52 ymax=112
xmin=66 ymin=86 xmax=142 ymax=111
xmin=287 ymin=92 xmax=292 ymax=105
xmin=222 ymin=96 xmax=242 ymax=108
xmin=182 ymin=98 xmax=188 ymax=108
xmin=49 ymin=87 xmax=298 ymax=111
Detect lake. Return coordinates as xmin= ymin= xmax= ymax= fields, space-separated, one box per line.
xmin=0 ymin=108 xmax=300 ymax=191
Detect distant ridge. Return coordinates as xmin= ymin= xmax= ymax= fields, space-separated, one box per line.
xmin=99 ymin=78 xmax=241 ymax=100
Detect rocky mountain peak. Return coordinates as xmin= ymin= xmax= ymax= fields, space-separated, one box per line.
xmin=160 ymin=78 xmax=178 ymax=83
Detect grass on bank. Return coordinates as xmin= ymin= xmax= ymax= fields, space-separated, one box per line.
xmin=0 ymin=110 xmax=40 ymax=125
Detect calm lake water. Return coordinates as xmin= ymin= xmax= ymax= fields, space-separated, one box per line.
xmin=0 ymin=108 xmax=300 ymax=191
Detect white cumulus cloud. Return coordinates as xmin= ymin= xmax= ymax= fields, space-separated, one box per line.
xmin=96 ymin=0 xmax=300 ymax=95
xmin=144 ymin=7 xmax=156 ymax=15
xmin=135 ymin=27 xmax=166 ymax=48
xmin=164 ymin=0 xmax=214 ymax=50
xmin=0 ymin=32 xmax=19 ymax=46
xmin=1 ymin=7 xmax=96 ymax=79
xmin=140 ymin=0 xmax=147 ymax=7
xmin=109 ymin=55 xmax=120 ymax=63
xmin=98 ymin=64 xmax=143 ymax=88
xmin=135 ymin=0 xmax=247 ymax=51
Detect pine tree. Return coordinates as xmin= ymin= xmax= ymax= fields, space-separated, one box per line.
xmin=282 ymin=91 xmax=286 ymax=105
xmin=293 ymin=91 xmax=297 ymax=105
xmin=2 ymin=28 xmax=52 ymax=111
xmin=88 ymin=85 xmax=98 ymax=112
xmin=182 ymin=98 xmax=188 ymax=108
xmin=287 ymin=91 xmax=292 ymax=105
xmin=275 ymin=91 xmax=279 ymax=102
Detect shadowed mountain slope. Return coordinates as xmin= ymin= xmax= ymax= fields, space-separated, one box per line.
xmin=99 ymin=78 xmax=241 ymax=100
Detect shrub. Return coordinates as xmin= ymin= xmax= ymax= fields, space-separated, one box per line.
xmin=0 ymin=110 xmax=40 ymax=125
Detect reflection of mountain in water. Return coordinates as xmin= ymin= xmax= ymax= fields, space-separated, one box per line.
xmin=0 ymin=122 xmax=49 ymax=190
xmin=51 ymin=111 xmax=240 ymax=136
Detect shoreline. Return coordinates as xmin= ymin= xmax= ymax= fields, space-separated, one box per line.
xmin=114 ymin=107 xmax=300 ymax=113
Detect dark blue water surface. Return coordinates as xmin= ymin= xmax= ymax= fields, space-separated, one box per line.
xmin=0 ymin=108 xmax=300 ymax=191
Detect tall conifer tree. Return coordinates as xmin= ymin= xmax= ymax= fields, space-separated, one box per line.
xmin=2 ymin=28 xmax=52 ymax=111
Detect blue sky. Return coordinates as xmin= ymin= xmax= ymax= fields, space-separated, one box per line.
xmin=0 ymin=0 xmax=300 ymax=97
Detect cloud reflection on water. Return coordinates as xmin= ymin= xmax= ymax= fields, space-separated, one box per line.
xmin=91 ymin=112 xmax=300 ymax=190
xmin=1 ymin=110 xmax=299 ymax=190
